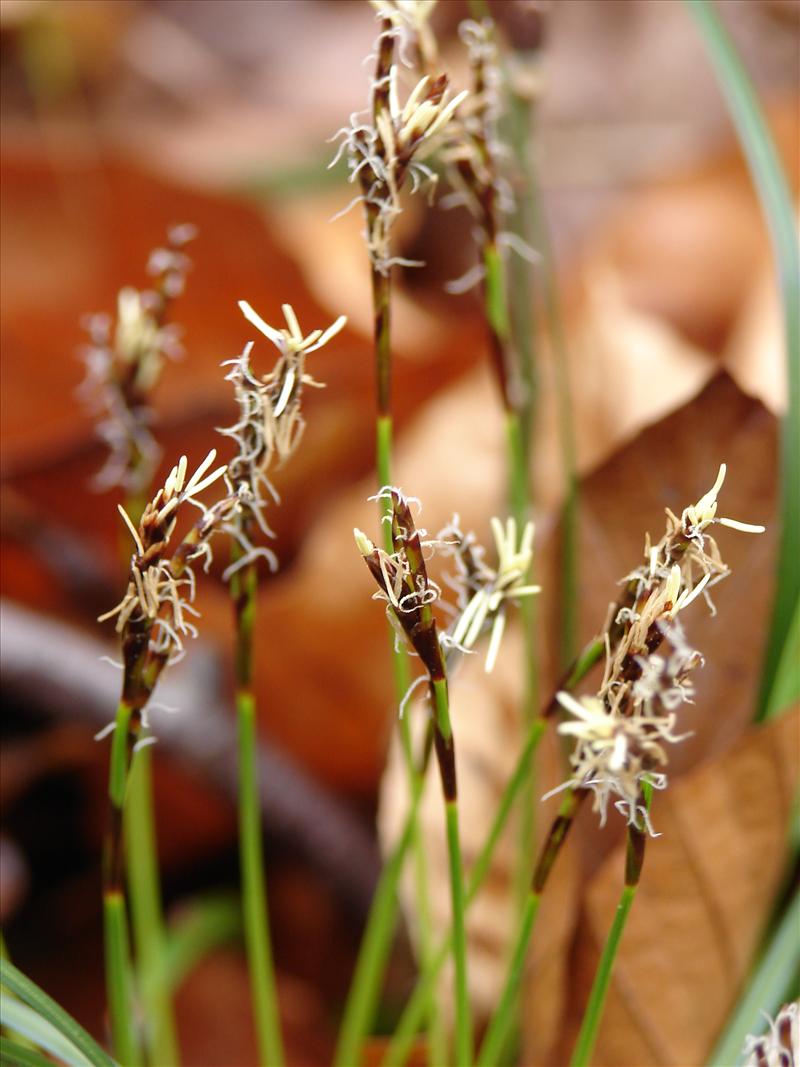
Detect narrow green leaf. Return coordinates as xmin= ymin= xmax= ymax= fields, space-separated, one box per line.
xmin=0 ymin=1035 xmax=60 ymax=1067
xmin=0 ymin=998 xmax=90 ymax=1067
xmin=764 ymin=597 xmax=800 ymax=720
xmin=162 ymin=894 xmax=242 ymax=994
xmin=686 ymin=0 xmax=800 ymax=721
xmin=0 ymin=961 xmax=114 ymax=1067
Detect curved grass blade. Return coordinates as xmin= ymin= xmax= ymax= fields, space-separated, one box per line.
xmin=0 ymin=961 xmax=115 ymax=1067
xmin=0 ymin=1035 xmax=62 ymax=1067
xmin=0 ymin=997 xmax=91 ymax=1067
xmin=686 ymin=0 xmax=800 ymax=722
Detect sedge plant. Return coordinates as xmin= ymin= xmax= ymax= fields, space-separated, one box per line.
xmin=332 ymin=7 xmax=466 ymax=1063
xmin=97 ymin=452 xmax=238 ymax=1064
xmin=356 ymin=492 xmax=541 ymax=1065
xmin=82 ymin=226 xmax=197 ymax=1067
xmin=219 ymin=298 xmax=347 ymax=1066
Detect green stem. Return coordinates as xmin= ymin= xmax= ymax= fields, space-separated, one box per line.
xmin=230 ymin=545 xmax=283 ymax=1067
xmin=478 ymin=787 xmax=583 ymax=1067
xmin=103 ymin=891 xmax=141 ymax=1067
xmin=505 ymin=69 xmax=539 ymax=456
xmin=445 ymin=800 xmax=472 ymax=1067
xmin=384 ymin=636 xmax=602 ymax=1067
xmin=504 ymin=411 xmax=529 ymax=535
xmin=685 ymin=0 xmax=800 ymax=723
xmin=569 ymin=886 xmax=637 ymax=1067
xmin=382 ymin=717 xmax=547 ymax=1067
xmin=103 ymin=700 xmax=142 ymax=1067
xmin=372 ymin=279 xmax=442 ymax=1061
xmin=125 ymin=749 xmax=180 ymax=1066
xmin=483 ymin=243 xmax=514 ymax=411
xmin=482 ymin=49 xmax=543 ymax=1056
xmin=569 ymin=790 xmax=649 ymax=1067
xmin=334 ymin=780 xmax=425 ymax=1067
xmin=430 ymin=679 xmax=472 ymax=1066
xmin=236 ymin=689 xmax=284 ymax=1067
xmin=475 ymin=892 xmax=542 ymax=1067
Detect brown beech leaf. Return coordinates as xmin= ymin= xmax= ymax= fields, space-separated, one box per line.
xmin=578 ymin=96 xmax=799 ymax=358
xmin=541 ymin=707 xmax=799 ymax=1067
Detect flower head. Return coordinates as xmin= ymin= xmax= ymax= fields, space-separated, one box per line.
xmin=219 ymin=301 xmax=346 ymax=570
xmin=369 ymin=0 xmax=439 ymax=68
xmin=99 ymin=450 xmax=235 ymax=706
xmin=743 ymin=1002 xmax=798 ymax=1067
xmin=631 ymin=463 xmax=765 ymax=615
xmin=332 ymin=18 xmax=466 ymax=274
xmin=443 ymin=516 xmax=539 ymax=671
xmin=357 ymin=494 xmax=539 ymax=688
xmin=79 ymin=225 xmax=195 ymax=494
xmin=355 ymin=487 xmax=445 ymax=679
xmin=550 ymin=464 xmax=763 ymax=833
xmin=552 ymin=640 xmax=693 ymax=831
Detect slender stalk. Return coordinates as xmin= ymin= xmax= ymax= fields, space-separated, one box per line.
xmin=230 ymin=547 xmax=284 ymax=1067
xmin=384 ymin=636 xmax=601 ymax=1067
xmin=430 ymin=678 xmax=472 ymax=1067
xmin=503 ymin=412 xmax=529 ymax=544
xmin=103 ymin=699 xmax=142 ymax=1067
xmin=382 ymin=719 xmax=546 ymax=1067
xmin=569 ymin=792 xmax=649 ymax=1067
xmin=103 ymin=892 xmax=140 ymax=1067
xmin=334 ymin=777 xmax=425 ymax=1067
xmin=569 ymin=886 xmax=637 ymax=1067
xmin=484 ymin=37 xmax=545 ymax=1056
xmin=116 ymin=479 xmax=179 ymax=1067
xmin=125 ymin=750 xmax=180 ymax=1066
xmin=477 ymin=787 xmax=584 ymax=1067
xmin=367 ymin=149 xmax=441 ymax=1062
xmin=685 ymin=0 xmax=800 ymax=723
xmin=476 ymin=893 xmax=542 ymax=1067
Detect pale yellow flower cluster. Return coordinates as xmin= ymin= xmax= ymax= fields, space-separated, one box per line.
xmin=551 ymin=466 xmax=764 ymax=833
xmin=99 ymin=450 xmax=231 ymax=665
xmin=333 ymin=12 xmax=466 ymax=275
xmin=219 ymin=302 xmax=346 ymax=575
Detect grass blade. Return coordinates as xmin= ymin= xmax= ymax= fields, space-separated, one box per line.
xmin=0 ymin=997 xmax=91 ymax=1067
xmin=0 ymin=961 xmax=115 ymax=1067
xmin=0 ymin=1035 xmax=65 ymax=1067
xmin=685 ymin=0 xmax=800 ymax=721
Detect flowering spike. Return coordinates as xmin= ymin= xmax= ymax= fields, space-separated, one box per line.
xmin=551 ymin=464 xmax=764 ymax=833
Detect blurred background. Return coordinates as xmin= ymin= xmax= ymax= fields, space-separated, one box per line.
xmin=1 ymin=1 xmax=798 ymax=1064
